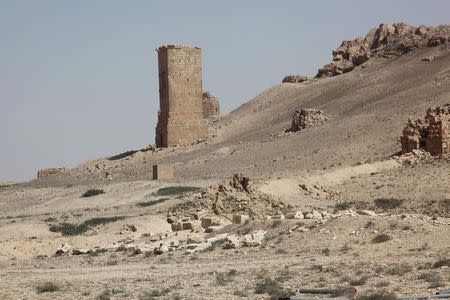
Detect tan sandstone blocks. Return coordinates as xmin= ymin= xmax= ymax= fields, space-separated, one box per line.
xmin=401 ymin=105 xmax=450 ymax=155
xmin=155 ymin=45 xmax=209 ymax=147
xmin=152 ymin=164 xmax=174 ymax=180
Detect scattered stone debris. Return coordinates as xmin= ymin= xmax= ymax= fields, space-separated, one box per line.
xmin=394 ymin=149 xmax=435 ymax=165
xmin=317 ymin=23 xmax=450 ymax=77
xmin=167 ymin=174 xmax=288 ymax=221
xmin=299 ymin=183 xmax=341 ymax=200
xmin=421 ymin=55 xmax=436 ymax=61
xmin=55 ymin=243 xmax=72 ymax=256
xmin=282 ymin=75 xmax=310 ymax=83
xmin=53 ymin=208 xmax=383 ymax=257
xmin=400 ymin=105 xmax=450 ymax=155
xmin=37 ymin=168 xmax=66 ymax=179
xmin=289 ymin=109 xmax=328 ymax=132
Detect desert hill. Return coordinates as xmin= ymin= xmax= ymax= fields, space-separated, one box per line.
xmin=0 ymin=23 xmax=449 ymax=299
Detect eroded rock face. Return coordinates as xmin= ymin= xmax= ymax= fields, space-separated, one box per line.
xmin=289 ymin=109 xmax=328 ymax=132
xmin=401 ymin=105 xmax=450 ymax=155
xmin=317 ymin=23 xmax=450 ymax=78
xmin=202 ymin=91 xmax=220 ymax=120
xmin=282 ymin=75 xmax=310 ymax=83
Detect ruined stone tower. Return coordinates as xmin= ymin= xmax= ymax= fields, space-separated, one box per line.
xmin=155 ymin=45 xmax=209 ymax=147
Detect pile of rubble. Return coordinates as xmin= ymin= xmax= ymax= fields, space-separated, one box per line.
xmin=289 ymin=109 xmax=328 ymax=132
xmin=282 ymin=75 xmax=310 ymax=83
xmin=167 ymin=174 xmax=289 ymax=222
xmin=401 ymin=105 xmax=450 ymax=156
xmin=37 ymin=167 xmax=65 ymax=179
xmin=394 ymin=149 xmax=435 ymax=165
xmin=299 ymin=183 xmax=341 ymax=201
xmin=317 ymin=23 xmax=450 ymax=77
xmin=54 ymin=208 xmax=382 ymax=257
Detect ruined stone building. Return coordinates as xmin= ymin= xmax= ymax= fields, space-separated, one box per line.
xmin=401 ymin=105 xmax=450 ymax=155
xmin=155 ymin=45 xmax=219 ymax=147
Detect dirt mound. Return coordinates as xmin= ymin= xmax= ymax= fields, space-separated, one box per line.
xmin=167 ymin=174 xmax=289 ymax=220
xmin=317 ymin=23 xmax=450 ymax=77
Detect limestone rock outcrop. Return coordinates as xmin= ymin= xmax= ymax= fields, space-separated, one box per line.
xmin=317 ymin=23 xmax=450 ymax=78
xmin=289 ymin=109 xmax=328 ymax=132
xmin=202 ymin=91 xmax=220 ymax=120
xmin=401 ymin=105 xmax=450 ymax=155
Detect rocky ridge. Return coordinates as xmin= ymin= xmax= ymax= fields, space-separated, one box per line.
xmin=317 ymin=23 xmax=450 ymax=77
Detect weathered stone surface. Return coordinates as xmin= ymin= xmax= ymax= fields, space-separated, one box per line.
xmin=153 ymin=243 xmax=169 ymax=255
xmin=182 ymin=222 xmax=193 ymax=230
xmin=152 ymin=164 xmax=174 ymax=180
xmin=187 ymin=234 xmax=204 ymax=244
xmin=171 ymin=222 xmax=183 ymax=232
xmin=202 ymin=91 xmax=220 ymax=120
xmin=167 ymin=216 xmax=179 ymax=224
xmin=289 ymin=109 xmax=328 ymax=132
xmin=317 ymin=23 xmax=450 ymax=78
xmin=286 ymin=211 xmax=304 ymax=219
xmin=241 ymin=230 xmax=266 ymax=247
xmin=282 ymin=75 xmax=309 ymax=83
xmin=168 ymin=174 xmax=287 ymax=220
xmin=232 ymin=214 xmax=249 ymax=224
xmin=37 ymin=168 xmax=65 ymax=179
xmin=55 ymin=243 xmax=72 ymax=256
xmin=401 ymin=105 xmax=450 ymax=155
xmin=155 ymin=45 xmax=210 ymax=147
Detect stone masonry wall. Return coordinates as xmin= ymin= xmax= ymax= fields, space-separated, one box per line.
xmin=401 ymin=105 xmax=450 ymax=155
xmin=155 ymin=45 xmax=209 ymax=147
xmin=202 ymin=91 xmax=220 ymax=120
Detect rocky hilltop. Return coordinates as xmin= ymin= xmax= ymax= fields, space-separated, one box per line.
xmin=317 ymin=23 xmax=450 ymax=77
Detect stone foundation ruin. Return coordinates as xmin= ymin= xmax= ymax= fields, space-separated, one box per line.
xmin=289 ymin=109 xmax=328 ymax=132
xmin=401 ymin=105 xmax=450 ymax=155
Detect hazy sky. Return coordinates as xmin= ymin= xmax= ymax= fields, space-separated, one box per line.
xmin=1 ymin=0 xmax=449 ymax=181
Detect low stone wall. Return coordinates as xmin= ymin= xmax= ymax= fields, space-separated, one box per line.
xmin=37 ymin=168 xmax=66 ymax=179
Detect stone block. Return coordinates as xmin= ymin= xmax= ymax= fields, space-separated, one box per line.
xmin=232 ymin=214 xmax=249 ymax=224
xmin=171 ymin=222 xmax=182 ymax=232
xmin=152 ymin=164 xmax=174 ymax=180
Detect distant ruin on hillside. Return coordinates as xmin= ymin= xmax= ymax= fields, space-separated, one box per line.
xmin=155 ymin=45 xmax=219 ymax=148
xmin=401 ymin=105 xmax=450 ymax=155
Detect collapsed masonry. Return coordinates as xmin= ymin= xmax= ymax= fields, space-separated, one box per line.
xmin=155 ymin=45 xmax=220 ymax=148
xmin=317 ymin=23 xmax=450 ymax=77
xmin=401 ymin=105 xmax=450 ymax=155
xmin=202 ymin=92 xmax=220 ymax=120
xmin=289 ymin=109 xmax=328 ymax=132
xmin=167 ymin=174 xmax=288 ymax=221
xmin=37 ymin=168 xmax=65 ymax=179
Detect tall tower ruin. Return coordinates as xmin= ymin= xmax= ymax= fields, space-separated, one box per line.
xmin=155 ymin=45 xmax=209 ymax=147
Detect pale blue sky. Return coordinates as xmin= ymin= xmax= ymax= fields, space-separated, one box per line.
xmin=1 ymin=0 xmax=449 ymax=181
